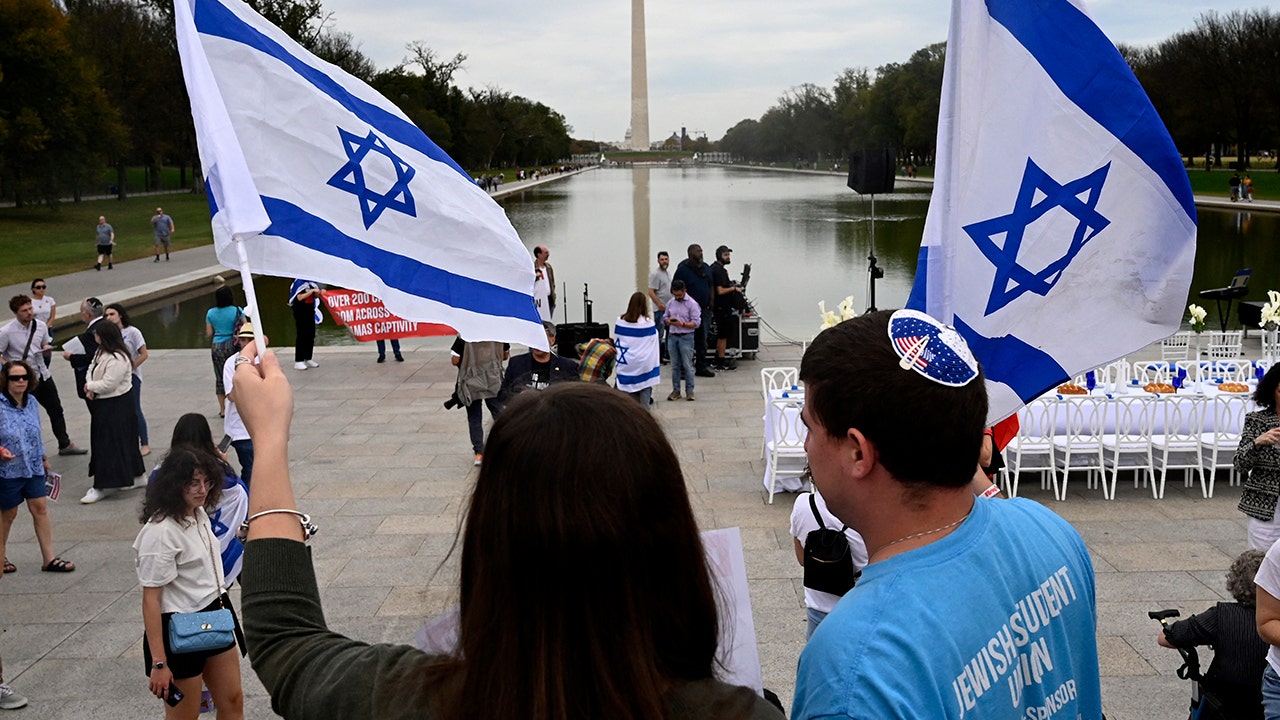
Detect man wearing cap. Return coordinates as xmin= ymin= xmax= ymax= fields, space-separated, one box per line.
xmin=791 ymin=310 xmax=1101 ymax=720
xmin=708 ymin=245 xmax=742 ymax=371
xmin=222 ymin=321 xmax=260 ymax=483
xmin=499 ymin=321 xmax=578 ymax=402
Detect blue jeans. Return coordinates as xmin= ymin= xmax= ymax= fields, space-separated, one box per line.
xmin=669 ymin=332 xmax=695 ymax=393
xmin=628 ymin=386 xmax=653 ymax=407
xmin=132 ymin=374 xmax=148 ymax=446
xmin=376 ymin=339 xmax=401 ymax=359
xmin=805 ymin=606 xmax=829 ymax=640
xmin=231 ymin=439 xmax=254 ymax=486
xmin=1264 ymin=665 xmax=1280 ymax=720
xmin=654 ymin=310 xmax=668 ymax=360
xmin=466 ymin=398 xmax=502 ymax=453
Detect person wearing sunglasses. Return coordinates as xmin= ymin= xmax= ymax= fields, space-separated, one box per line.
xmin=28 ymin=279 xmax=55 ymax=368
xmin=0 ymin=360 xmax=75 ymax=576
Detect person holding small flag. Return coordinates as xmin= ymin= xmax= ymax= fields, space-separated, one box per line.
xmin=289 ymin=280 xmax=322 ymax=371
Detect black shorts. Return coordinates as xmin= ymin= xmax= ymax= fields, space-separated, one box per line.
xmin=97 ymin=244 xmax=113 ymax=255
xmin=142 ymin=594 xmax=243 ymax=680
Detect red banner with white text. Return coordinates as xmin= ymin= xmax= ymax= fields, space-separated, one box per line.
xmin=321 ymin=289 xmax=455 ymax=341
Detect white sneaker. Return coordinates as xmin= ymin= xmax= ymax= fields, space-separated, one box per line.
xmin=304 ymin=359 xmax=319 ymax=368
xmin=294 ymin=362 xmax=307 ymax=370
xmin=80 ymin=488 xmax=106 ymax=504
xmin=0 ymin=683 xmax=28 ymax=710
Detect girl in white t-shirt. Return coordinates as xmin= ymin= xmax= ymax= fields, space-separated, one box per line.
xmin=28 ymin=279 xmax=54 ymax=366
xmin=134 ymin=447 xmax=245 ymax=718
xmin=789 ymin=490 xmax=868 ymax=639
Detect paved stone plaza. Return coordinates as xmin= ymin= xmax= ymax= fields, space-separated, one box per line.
xmin=0 ymin=248 xmax=1260 ymax=719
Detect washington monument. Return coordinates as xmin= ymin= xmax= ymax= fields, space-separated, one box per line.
xmin=630 ymin=0 xmax=650 ymax=151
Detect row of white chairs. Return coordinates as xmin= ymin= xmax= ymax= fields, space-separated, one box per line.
xmin=1160 ymin=330 xmax=1244 ymax=361
xmin=1001 ymin=393 xmax=1249 ymax=501
xmin=1073 ymin=358 xmax=1262 ymax=388
xmin=761 ymin=367 xmax=804 ymax=504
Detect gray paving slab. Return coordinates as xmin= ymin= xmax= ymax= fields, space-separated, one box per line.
xmin=0 ymin=254 xmax=1270 ymax=717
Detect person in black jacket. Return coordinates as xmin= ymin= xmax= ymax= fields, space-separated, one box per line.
xmin=499 ymin=321 xmax=578 ymax=402
xmin=672 ymin=244 xmax=715 ymax=378
xmin=63 ymin=298 xmax=105 ymax=409
xmin=1159 ymin=548 xmax=1268 ymax=720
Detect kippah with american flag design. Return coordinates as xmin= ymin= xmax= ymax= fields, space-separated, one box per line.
xmin=887 ymin=310 xmax=979 ymax=387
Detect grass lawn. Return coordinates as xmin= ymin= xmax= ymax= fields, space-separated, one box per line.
xmin=1185 ymin=167 xmax=1280 ymax=200
xmin=0 ymin=193 xmax=213 ymax=286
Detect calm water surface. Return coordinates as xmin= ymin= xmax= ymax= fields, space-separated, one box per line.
xmin=128 ymin=167 xmax=1280 ymax=348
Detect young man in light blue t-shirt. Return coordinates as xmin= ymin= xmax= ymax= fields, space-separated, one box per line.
xmin=791 ymin=310 xmax=1102 ymax=720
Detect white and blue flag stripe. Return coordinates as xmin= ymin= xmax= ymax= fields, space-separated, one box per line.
xmin=614 ymin=319 xmax=661 ymax=393
xmin=174 ymin=0 xmax=545 ymax=348
xmin=908 ymin=0 xmax=1196 ymax=423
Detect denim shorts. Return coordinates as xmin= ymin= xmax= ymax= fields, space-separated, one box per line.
xmin=0 ymin=475 xmax=46 ymax=511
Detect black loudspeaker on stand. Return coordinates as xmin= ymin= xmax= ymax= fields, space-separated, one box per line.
xmin=847 ymin=148 xmax=896 ymax=195
xmin=846 ymin=148 xmax=895 ymax=311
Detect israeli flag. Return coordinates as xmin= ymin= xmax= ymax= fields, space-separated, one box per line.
xmin=173 ymin=0 xmax=545 ymax=348
xmin=614 ymin=318 xmax=660 ymax=393
xmin=907 ymin=0 xmax=1197 ymax=423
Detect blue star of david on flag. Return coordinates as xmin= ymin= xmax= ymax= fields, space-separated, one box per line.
xmin=964 ymin=158 xmax=1111 ymax=316
xmin=327 ymin=127 xmax=417 ymax=229
xmin=616 ymin=341 xmax=631 ymax=366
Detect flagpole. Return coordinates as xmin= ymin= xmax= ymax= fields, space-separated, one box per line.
xmin=234 ymin=238 xmax=269 ymax=353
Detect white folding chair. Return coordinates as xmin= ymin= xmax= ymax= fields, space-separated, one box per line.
xmin=1263 ymin=333 xmax=1280 ymax=364
xmin=1095 ymin=360 xmax=1131 ymax=390
xmin=1100 ymin=395 xmax=1155 ymax=500
xmin=759 ymin=367 xmax=799 ymax=458
xmin=1052 ymin=397 xmax=1105 ymax=501
xmin=1132 ymin=361 xmax=1173 ymax=385
xmin=1199 ymin=360 xmax=1251 ymax=384
xmin=1002 ymin=398 xmax=1056 ymax=498
xmin=1151 ymin=395 xmax=1206 ymax=499
xmin=1206 ymin=331 xmax=1243 ymax=360
xmin=764 ymin=396 xmax=807 ymax=504
xmin=760 ymin=367 xmax=799 ymax=398
xmin=1160 ymin=332 xmax=1191 ymax=362
xmin=1199 ymin=393 xmax=1250 ymax=497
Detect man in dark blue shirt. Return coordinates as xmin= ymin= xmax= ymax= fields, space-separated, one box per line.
xmin=672 ymin=244 xmax=715 ymax=378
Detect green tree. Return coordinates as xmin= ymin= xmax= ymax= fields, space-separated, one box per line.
xmin=0 ymin=0 xmax=126 ymax=205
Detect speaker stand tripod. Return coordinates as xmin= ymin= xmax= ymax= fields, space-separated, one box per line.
xmin=866 ymin=194 xmax=885 ymax=312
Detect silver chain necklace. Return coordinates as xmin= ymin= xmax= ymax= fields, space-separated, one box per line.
xmin=869 ymin=512 xmax=971 ymax=560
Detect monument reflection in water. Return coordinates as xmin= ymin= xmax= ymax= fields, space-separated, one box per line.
xmin=126 ymin=167 xmax=1280 ymax=348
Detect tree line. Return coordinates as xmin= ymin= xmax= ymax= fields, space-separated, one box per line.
xmin=718 ymin=9 xmax=1280 ymax=172
xmin=0 ymin=0 xmax=572 ymax=207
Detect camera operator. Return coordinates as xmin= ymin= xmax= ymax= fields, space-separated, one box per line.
xmin=710 ymin=245 xmax=744 ymax=371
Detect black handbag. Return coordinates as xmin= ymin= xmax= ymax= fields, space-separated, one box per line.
xmin=802 ymin=493 xmax=858 ymax=597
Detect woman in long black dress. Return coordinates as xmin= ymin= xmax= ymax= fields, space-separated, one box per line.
xmin=79 ymin=321 xmax=145 ymax=504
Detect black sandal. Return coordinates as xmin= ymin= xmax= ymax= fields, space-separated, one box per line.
xmin=41 ymin=557 xmax=75 ymax=573
xmin=3 ymin=558 xmax=14 ymax=574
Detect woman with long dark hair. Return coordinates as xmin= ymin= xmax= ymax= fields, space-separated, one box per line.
xmin=0 ymin=360 xmax=74 ymax=574
xmin=135 ymin=447 xmax=244 ymax=718
xmin=1236 ymin=364 xmax=1280 ymax=549
xmin=231 ymin=347 xmax=782 ymax=720
xmin=105 ymin=303 xmax=150 ymax=456
xmin=205 ymin=287 xmax=242 ymax=417
xmin=80 ymin=321 xmax=145 ymax=504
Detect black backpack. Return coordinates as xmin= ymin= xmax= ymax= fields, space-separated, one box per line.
xmin=802 ymin=493 xmax=859 ymax=597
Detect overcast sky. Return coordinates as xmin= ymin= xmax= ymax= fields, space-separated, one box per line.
xmin=319 ymin=0 xmax=1272 ymax=144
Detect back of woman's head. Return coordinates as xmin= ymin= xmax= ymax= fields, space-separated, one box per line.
xmin=1228 ymin=548 xmax=1266 ymax=606
xmin=622 ymin=291 xmax=649 ymax=323
xmin=140 ymin=446 xmax=224 ymax=524
xmin=1256 ymin=364 xmax=1280 ymax=412
xmin=215 ymin=286 xmax=234 ymax=308
xmin=456 ymin=382 xmax=719 ymax=719
xmin=170 ymin=413 xmax=217 ymax=454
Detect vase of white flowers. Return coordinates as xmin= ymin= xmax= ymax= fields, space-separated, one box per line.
xmin=1188 ymin=303 xmax=1207 ymax=358
xmin=818 ymin=295 xmax=858 ymax=331
xmin=1260 ymin=291 xmax=1280 ymax=364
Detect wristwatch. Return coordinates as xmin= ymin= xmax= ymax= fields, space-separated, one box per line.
xmin=152 ymin=661 xmax=166 ymax=670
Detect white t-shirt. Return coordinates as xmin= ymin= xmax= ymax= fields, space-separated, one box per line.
xmin=121 ymin=325 xmax=146 ymax=379
xmin=533 ymin=268 xmax=552 ymax=322
xmin=789 ymin=491 xmax=869 ymax=613
xmin=30 ymin=296 xmax=55 ymax=326
xmin=222 ymin=354 xmax=251 ymax=441
xmin=133 ymin=507 xmax=226 ymax=614
xmin=1257 ymin=539 xmax=1280 ymax=673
